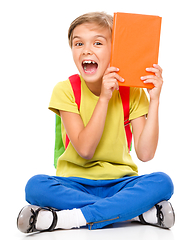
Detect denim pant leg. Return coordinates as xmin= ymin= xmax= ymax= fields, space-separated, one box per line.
xmin=81 ymin=172 xmax=174 ymax=230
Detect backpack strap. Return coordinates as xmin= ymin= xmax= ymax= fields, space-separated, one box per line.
xmin=65 ymin=74 xmax=81 ymax=149
xmin=119 ymin=86 xmax=132 ymax=152
xmin=54 ymin=74 xmax=81 ymax=168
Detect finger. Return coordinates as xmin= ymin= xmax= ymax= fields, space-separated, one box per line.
xmin=141 ymin=75 xmax=163 ymax=81
xmin=141 ymin=75 xmax=159 ymax=80
xmin=146 ymin=67 xmax=160 ymax=74
xmin=146 ymin=67 xmax=162 ymax=78
xmin=141 ymin=77 xmax=163 ymax=87
xmin=142 ymin=78 xmax=158 ymax=84
xmin=103 ymin=79 xmax=119 ymax=91
xmin=104 ymin=72 xmax=124 ymax=83
xmin=153 ymin=64 xmax=163 ymax=73
xmin=104 ymin=66 xmax=120 ymax=75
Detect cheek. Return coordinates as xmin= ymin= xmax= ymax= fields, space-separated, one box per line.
xmin=101 ymin=49 xmax=111 ymax=68
xmin=104 ymin=45 xmax=111 ymax=61
xmin=72 ymin=50 xmax=77 ymax=62
xmin=72 ymin=50 xmax=81 ymax=68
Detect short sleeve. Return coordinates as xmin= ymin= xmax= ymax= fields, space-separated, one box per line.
xmin=129 ymin=87 xmax=149 ymax=121
xmin=48 ymin=80 xmax=79 ymax=116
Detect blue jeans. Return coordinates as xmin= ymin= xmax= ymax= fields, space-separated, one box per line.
xmin=25 ymin=172 xmax=174 ymax=230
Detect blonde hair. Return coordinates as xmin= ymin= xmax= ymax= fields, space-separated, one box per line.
xmin=68 ymin=12 xmax=113 ymax=48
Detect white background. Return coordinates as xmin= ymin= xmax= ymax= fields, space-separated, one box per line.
xmin=0 ymin=0 xmax=193 ymax=239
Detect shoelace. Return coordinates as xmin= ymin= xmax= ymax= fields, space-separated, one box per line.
xmin=28 ymin=208 xmax=42 ymax=233
xmin=27 ymin=207 xmax=58 ymax=233
xmin=155 ymin=204 xmax=164 ymax=226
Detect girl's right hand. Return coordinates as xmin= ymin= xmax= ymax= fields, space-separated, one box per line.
xmin=100 ymin=66 xmax=124 ymax=102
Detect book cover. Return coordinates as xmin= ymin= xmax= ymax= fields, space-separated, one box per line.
xmin=110 ymin=12 xmax=162 ymax=88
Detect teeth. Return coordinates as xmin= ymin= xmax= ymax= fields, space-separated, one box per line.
xmin=83 ymin=60 xmax=96 ymax=64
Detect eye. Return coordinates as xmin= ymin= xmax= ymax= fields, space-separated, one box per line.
xmin=94 ymin=42 xmax=102 ymax=46
xmin=75 ymin=42 xmax=83 ymax=47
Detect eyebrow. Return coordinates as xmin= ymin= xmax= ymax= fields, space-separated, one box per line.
xmin=73 ymin=35 xmax=107 ymax=41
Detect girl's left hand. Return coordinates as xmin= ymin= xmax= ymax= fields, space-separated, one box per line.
xmin=141 ymin=64 xmax=163 ymax=101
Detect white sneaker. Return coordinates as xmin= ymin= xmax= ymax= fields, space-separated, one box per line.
xmin=17 ymin=205 xmax=58 ymax=233
xmin=139 ymin=201 xmax=175 ymax=229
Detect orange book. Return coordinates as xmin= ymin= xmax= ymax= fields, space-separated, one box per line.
xmin=110 ymin=12 xmax=162 ymax=88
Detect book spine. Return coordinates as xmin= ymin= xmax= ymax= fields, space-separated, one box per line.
xmin=156 ymin=17 xmax=162 ymax=63
xmin=110 ymin=13 xmax=117 ymax=67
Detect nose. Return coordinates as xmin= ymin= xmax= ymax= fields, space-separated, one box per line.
xmin=82 ymin=45 xmax=93 ymax=55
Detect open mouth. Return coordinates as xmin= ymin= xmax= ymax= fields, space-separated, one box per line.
xmin=82 ymin=60 xmax=98 ymax=74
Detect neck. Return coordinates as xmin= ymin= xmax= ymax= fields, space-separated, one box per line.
xmin=85 ymin=78 xmax=102 ymax=96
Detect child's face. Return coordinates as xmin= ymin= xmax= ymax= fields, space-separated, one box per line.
xmin=72 ymin=23 xmax=112 ymax=84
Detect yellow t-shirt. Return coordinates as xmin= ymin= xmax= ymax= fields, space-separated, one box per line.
xmin=49 ymin=75 xmax=149 ymax=180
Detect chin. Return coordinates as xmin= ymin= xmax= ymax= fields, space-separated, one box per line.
xmin=81 ymin=72 xmax=102 ymax=83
